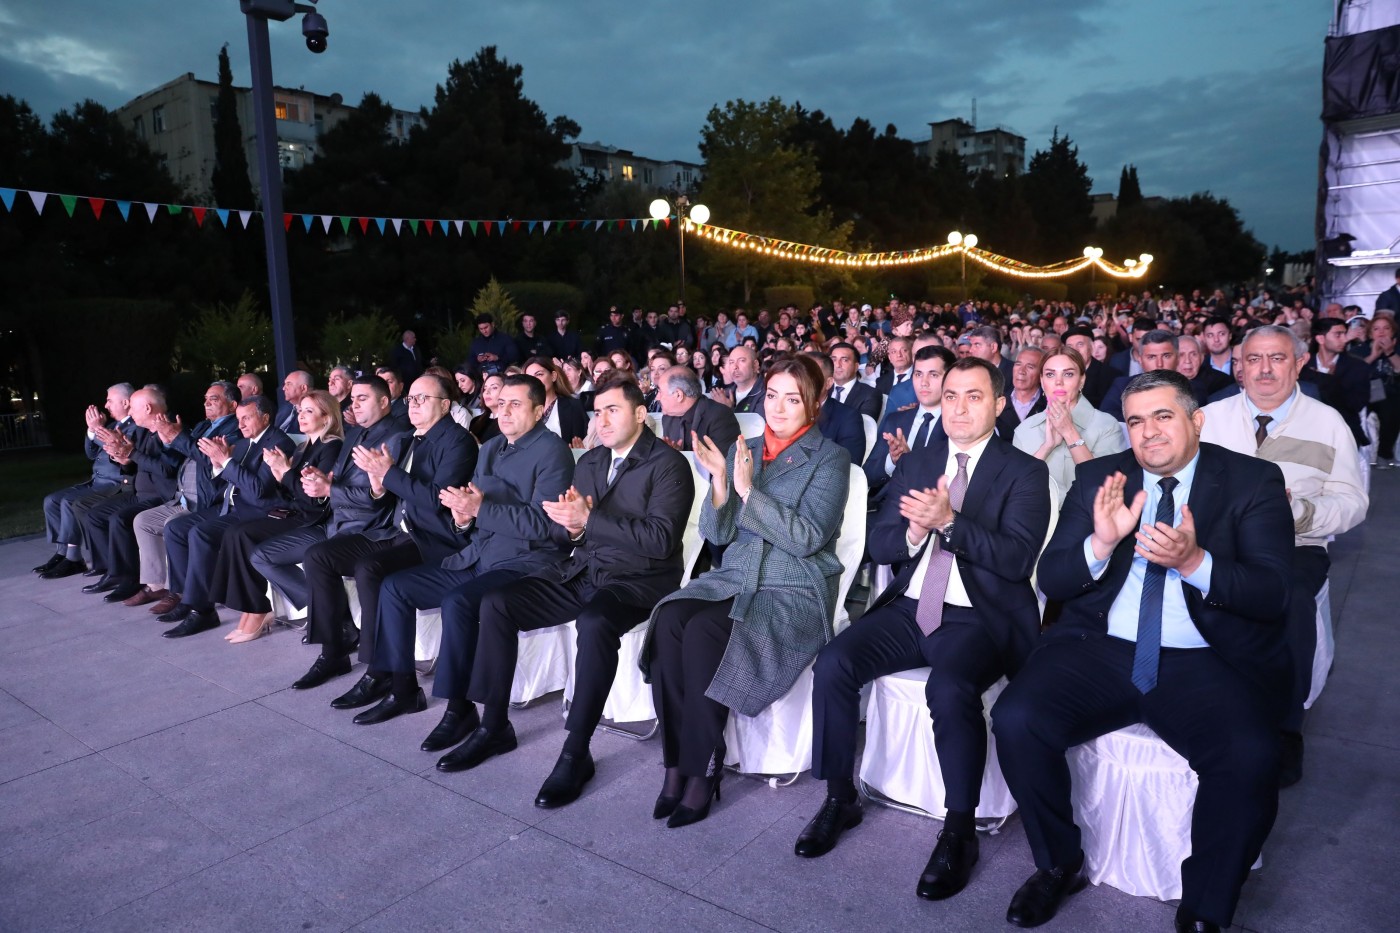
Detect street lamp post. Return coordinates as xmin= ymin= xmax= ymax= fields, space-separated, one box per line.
xmin=1083 ymin=246 xmax=1103 ymax=296
xmin=947 ymin=231 xmax=978 ymax=301
xmin=650 ymin=196 xmax=709 ymax=304
xmin=239 ymin=0 xmax=330 ymax=386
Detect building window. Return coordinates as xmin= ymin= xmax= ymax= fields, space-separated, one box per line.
xmin=209 ymin=95 xmax=218 ymax=122
xmin=643 ymin=168 xmax=653 ymax=184
xmin=275 ymin=99 xmax=301 ymax=122
xmin=152 ymin=105 xmax=165 ymax=134
xmin=621 ymin=164 xmax=634 ymax=181
xmin=132 ymin=115 xmax=145 ymax=140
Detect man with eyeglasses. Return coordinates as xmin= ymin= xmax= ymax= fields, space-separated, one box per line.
xmin=290 ymin=374 xmax=478 ymax=702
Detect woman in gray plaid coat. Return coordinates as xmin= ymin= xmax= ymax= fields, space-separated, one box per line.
xmin=643 ymin=354 xmax=851 ymax=828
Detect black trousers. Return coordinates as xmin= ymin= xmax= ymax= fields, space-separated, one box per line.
xmin=303 ymin=531 xmax=421 ymax=663
xmin=650 ymin=597 xmax=736 ymax=777
xmin=811 ymin=596 xmax=1002 ymax=813
xmin=86 ymin=494 xmax=161 ymax=581
xmin=991 ymin=635 xmax=1280 ymax=928
xmin=1284 ymin=546 xmax=1330 ymax=732
xmin=250 ymin=526 xmax=326 ymax=611
xmin=165 ymin=509 xmax=241 ymax=611
xmin=374 ymin=563 xmax=518 ymax=683
xmin=470 ymin=575 xmax=651 ymax=737
xmin=211 ymin=515 xmax=315 ymax=614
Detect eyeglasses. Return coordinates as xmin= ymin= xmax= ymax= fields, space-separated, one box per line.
xmin=405 ymin=394 xmax=447 ymax=405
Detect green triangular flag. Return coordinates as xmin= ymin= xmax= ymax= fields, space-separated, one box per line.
xmin=468 ymin=220 xmax=479 ymax=235
xmin=167 ymin=204 xmax=183 ymax=215
xmin=408 ymin=219 xmax=420 ymax=235
xmin=338 ymin=216 xmax=351 ymax=234
xmin=59 ymin=194 xmax=78 ymax=217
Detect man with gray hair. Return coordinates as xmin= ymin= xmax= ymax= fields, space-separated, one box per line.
xmin=1101 ymin=330 xmax=1179 ymax=421
xmin=657 ymin=365 xmax=740 ymax=454
xmin=275 ymin=370 xmax=314 ymax=433
xmin=1201 ymin=324 xmax=1367 ymax=788
xmin=35 ymin=383 xmax=138 ymax=579
xmin=1175 ymin=335 xmax=1233 ymax=406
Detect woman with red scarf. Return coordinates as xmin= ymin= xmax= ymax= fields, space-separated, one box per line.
xmin=641 ymin=354 xmax=852 ymax=828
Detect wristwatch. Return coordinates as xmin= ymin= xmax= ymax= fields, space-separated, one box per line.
xmin=937 ymin=517 xmax=956 ymax=543
xmin=1066 ymin=439 xmax=1086 ymax=450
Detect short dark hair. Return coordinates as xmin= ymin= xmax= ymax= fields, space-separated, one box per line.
xmin=501 ymin=373 xmax=546 ymax=408
xmin=914 ymin=345 xmax=956 ymax=369
xmin=1122 ymin=369 xmax=1198 ymax=415
xmin=828 ymin=341 xmax=857 ymax=358
xmin=801 ymin=350 xmax=834 ymax=380
xmin=239 ymin=394 xmax=278 ymax=419
xmin=593 ymin=372 xmax=646 ymax=411
xmin=1204 ymin=316 xmax=1232 ymax=332
xmin=1312 ymin=316 xmax=1346 ymax=336
xmin=946 ymin=356 xmax=1005 ymax=398
xmin=352 ymin=374 xmax=391 ymax=399
xmin=374 ymin=365 xmax=401 ymax=383
xmin=1138 ymin=330 xmax=1179 ymax=352
xmin=210 ymin=379 xmax=241 ymax=405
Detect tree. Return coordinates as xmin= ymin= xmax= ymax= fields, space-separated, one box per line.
xmin=1117 ymin=164 xmax=1142 ymax=211
xmin=177 ymin=291 xmax=273 ymax=379
xmin=1022 ymin=129 xmax=1095 ymax=262
xmin=697 ymin=97 xmax=852 ymax=304
xmin=210 ymin=44 xmax=253 ymax=208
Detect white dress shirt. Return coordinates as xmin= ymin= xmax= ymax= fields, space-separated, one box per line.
xmin=902 ymin=433 xmax=992 ymax=607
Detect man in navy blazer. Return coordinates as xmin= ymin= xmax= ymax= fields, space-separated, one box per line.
xmin=441 ymin=375 xmax=694 ymax=811
xmin=798 ymin=357 xmax=1050 ymax=905
xmin=829 ymin=342 xmax=882 ymax=421
xmin=352 ymin=374 xmax=576 ymax=735
xmin=864 ymin=346 xmax=955 ymax=496
xmin=250 ymin=376 xmax=411 ymax=628
xmin=159 ymin=394 xmax=295 ymax=638
xmin=292 ymin=374 xmax=478 ymax=704
xmin=991 ymin=371 xmax=1293 ymax=932
xmin=806 ymin=351 xmax=868 ymax=465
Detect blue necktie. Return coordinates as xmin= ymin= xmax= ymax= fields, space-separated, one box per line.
xmin=1131 ymin=476 xmax=1178 ymax=693
xmin=911 ymin=412 xmax=934 ymax=451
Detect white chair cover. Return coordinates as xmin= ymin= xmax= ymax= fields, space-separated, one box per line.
xmin=1307 ymin=578 xmax=1334 ymax=709
xmin=724 ymin=466 xmax=868 ymax=776
xmin=735 ymin=412 xmax=765 ymax=440
xmin=860 ymin=414 xmax=877 ymax=465
xmin=858 ymin=673 xmax=1016 ymax=821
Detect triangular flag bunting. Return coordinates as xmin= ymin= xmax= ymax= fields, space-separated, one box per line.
xmin=215 ymin=209 xmax=229 ymax=226
xmin=424 ymin=219 xmax=435 ymax=235
xmin=89 ymin=198 xmax=106 ymax=219
xmin=542 ymin=220 xmax=552 ymax=234
xmin=482 ymin=221 xmax=494 ymax=235
xmin=630 ymin=219 xmax=638 ymax=231
xmin=390 ymin=218 xmax=402 ymax=235
xmin=166 ymin=204 xmax=183 ymax=216
xmin=440 ymin=220 xmax=451 ymax=235
xmin=357 ymin=216 xmax=369 ymax=234
xmin=338 ymin=216 xmax=351 ymax=234
xmin=116 ymin=200 xmax=131 ymax=220
xmin=319 ymin=215 xmax=332 ymax=234
xmin=616 ymin=219 xmax=626 ymax=230
xmin=454 ymin=220 xmax=464 ymax=236
xmin=374 ymin=217 xmax=386 ymax=234
xmin=283 ymin=213 xmax=293 ymax=231
xmin=238 ymin=210 xmax=252 ymax=229
xmin=527 ymin=220 xmax=537 ymax=234
xmin=59 ymin=194 xmax=78 ymax=217
xmin=408 ymin=219 xmax=420 ymax=235
xmin=468 ymin=220 xmax=479 ymax=235
xmin=301 ymin=214 xmax=314 ymax=232
xmin=0 ymin=188 xmax=14 ymax=212
xmin=192 ymin=207 xmax=207 ymax=227
xmin=144 ymin=202 xmax=158 ymax=222
xmin=568 ymin=220 xmax=578 ymax=230
xmin=29 ymin=191 xmax=48 ymax=214
xmin=594 ymin=220 xmax=604 ymax=231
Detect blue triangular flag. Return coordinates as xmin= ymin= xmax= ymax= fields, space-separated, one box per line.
xmin=116 ymin=200 xmax=131 ymax=220
xmin=527 ymin=220 xmax=538 ymax=234
xmin=215 ymin=209 xmax=230 ymax=226
xmin=301 ymin=214 xmax=314 ymax=232
xmin=0 ymin=188 xmax=14 ymax=212
xmin=374 ymin=217 xmax=386 ymax=234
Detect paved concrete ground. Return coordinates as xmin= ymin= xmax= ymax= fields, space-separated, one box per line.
xmin=1 ymin=480 xmax=1396 ymax=932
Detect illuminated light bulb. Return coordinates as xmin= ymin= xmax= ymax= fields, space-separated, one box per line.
xmin=948 ymin=231 xmax=963 ymax=246
xmin=689 ymin=203 xmax=710 ymax=224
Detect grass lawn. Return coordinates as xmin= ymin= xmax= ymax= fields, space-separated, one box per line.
xmin=0 ymin=450 xmax=94 ymax=540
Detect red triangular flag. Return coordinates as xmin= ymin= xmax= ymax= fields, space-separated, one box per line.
xmin=511 ymin=220 xmax=522 ymax=232
xmin=283 ymin=213 xmax=293 ymax=231
xmin=424 ymin=219 xmax=435 ymax=235
xmin=357 ymin=217 xmax=370 ymax=233
xmin=192 ymin=207 xmax=207 ymax=227
xmin=483 ymin=221 xmax=494 ymax=235
xmin=89 ymin=198 xmax=106 ymax=219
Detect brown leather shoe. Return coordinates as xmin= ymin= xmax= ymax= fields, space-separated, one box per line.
xmin=124 ymin=587 xmax=168 ymax=607
xmin=148 ymin=592 xmax=181 ymax=615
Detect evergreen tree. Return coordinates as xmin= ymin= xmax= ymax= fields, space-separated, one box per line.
xmin=1117 ymin=164 xmax=1142 ymax=210
xmin=210 ymin=44 xmax=254 ymax=208
xmin=1022 ymin=128 xmax=1095 ymax=262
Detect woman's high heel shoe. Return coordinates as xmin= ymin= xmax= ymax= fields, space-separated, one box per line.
xmin=666 ymin=771 xmax=723 ymax=829
xmin=652 ymin=794 xmax=681 ymax=820
xmin=228 ymin=618 xmax=272 ymax=644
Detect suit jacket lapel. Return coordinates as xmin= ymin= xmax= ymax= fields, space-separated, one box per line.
xmin=1108 ymin=451 xmax=1147 ymax=580
xmin=759 ymin=429 xmax=814 ymax=481
xmin=594 ymin=429 xmax=651 ymax=505
xmin=1186 ymin=445 xmax=1225 ymax=552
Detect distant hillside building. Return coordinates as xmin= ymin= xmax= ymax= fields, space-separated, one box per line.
xmin=564 ymin=141 xmax=703 ymax=193
xmin=115 ymin=73 xmax=423 ymax=202
xmin=924 ymin=118 xmax=1025 ymax=176
xmin=1089 ymin=192 xmax=1169 ymax=226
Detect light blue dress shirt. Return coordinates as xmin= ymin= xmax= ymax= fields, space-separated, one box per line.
xmin=1243 ymin=385 xmax=1298 ymax=434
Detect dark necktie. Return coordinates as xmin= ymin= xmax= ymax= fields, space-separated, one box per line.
xmin=911 ymin=412 xmax=934 ymax=451
xmin=915 ymin=452 xmax=970 ymax=635
xmin=1254 ymin=415 xmax=1272 ymax=448
xmin=832 ymin=386 xmax=844 ymax=402
xmin=221 ymin=441 xmax=255 ymax=514
xmin=1132 ymin=476 xmax=1179 ymax=693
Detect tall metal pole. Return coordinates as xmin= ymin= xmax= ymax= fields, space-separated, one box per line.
xmin=245 ymin=13 xmax=298 ymax=384
xmin=675 ymin=196 xmax=689 ymax=304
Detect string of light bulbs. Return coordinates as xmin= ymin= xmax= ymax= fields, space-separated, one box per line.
xmin=684 ymin=220 xmax=1153 ymax=279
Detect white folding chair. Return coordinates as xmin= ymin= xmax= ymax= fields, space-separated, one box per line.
xmin=645 ymin=412 xmax=664 ymax=437
xmin=735 ymin=412 xmax=765 ymax=440
xmin=723 ymin=465 xmax=867 ymax=783
xmin=859 ymin=414 xmax=877 ymax=465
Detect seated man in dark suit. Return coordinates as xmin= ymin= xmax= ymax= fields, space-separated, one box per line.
xmin=436 ymin=375 xmax=694 ymax=812
xmin=250 ymin=376 xmax=411 ymax=638
xmin=36 ymin=384 xmax=137 ymax=579
xmin=991 ymin=370 xmax=1294 ymax=932
xmin=157 ymin=395 xmax=296 ymax=637
xmin=1101 ymin=330 xmax=1179 ymax=421
xmin=805 ymin=350 xmax=868 ymax=465
xmin=657 ymin=365 xmax=741 ymax=454
xmin=1175 ymin=335 xmax=1234 ymax=407
xmin=828 ymin=341 xmax=882 ymax=421
xmin=1302 ymin=316 xmax=1372 ymax=448
xmin=995 ymin=347 xmax=1047 ymax=439
xmin=864 ymin=346 xmax=955 ymax=497
xmin=1064 ymin=328 xmax=1113 ymax=409
xmin=376 ymin=366 xmax=410 ymax=421
xmin=290 ymin=374 xmax=478 ymax=705
xmin=798 ymin=357 xmax=1050 ymax=905
xmin=274 ymin=371 xmax=313 ymax=434
xmin=352 ymin=374 xmax=575 ymax=732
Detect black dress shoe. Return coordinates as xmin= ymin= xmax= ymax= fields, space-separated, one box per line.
xmin=1279 ymin=730 xmax=1304 ymax=788
xmin=1006 ymin=854 xmax=1089 ymax=928
xmin=1174 ymin=907 xmax=1222 ymax=933
xmin=33 ymin=554 xmax=63 ymax=574
xmin=436 ymin=724 xmax=517 ymax=773
xmin=81 ymin=567 xmax=105 ymax=578
xmin=82 ymin=577 xmax=120 ymax=594
xmin=41 ymin=558 xmax=88 ymax=579
xmin=916 ymin=828 xmax=979 ymax=900
xmin=794 ymin=796 xmax=864 ymax=858
xmin=421 ymin=708 xmax=479 ymax=752
xmin=534 ymin=751 xmax=596 ymax=809
xmin=353 ymin=688 xmax=427 ymax=725
xmin=156 ymin=603 xmax=193 ymax=623
xmin=162 ymin=609 xmax=220 ymax=638
xmin=330 ymin=672 xmax=392 ymax=710
xmin=104 ymin=582 xmax=143 ymax=603
xmin=291 ymin=654 xmax=353 ymax=690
